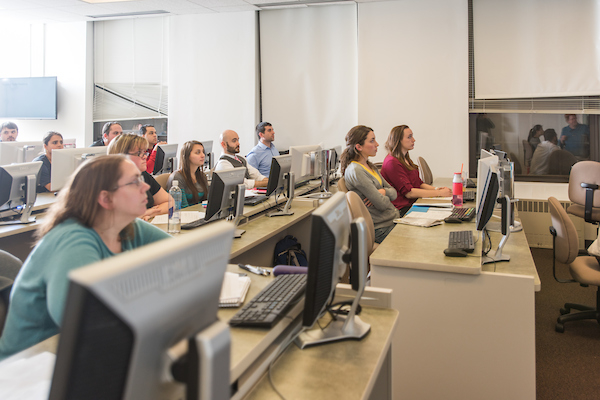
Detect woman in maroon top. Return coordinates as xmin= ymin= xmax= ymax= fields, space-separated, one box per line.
xmin=381 ymin=125 xmax=452 ymax=216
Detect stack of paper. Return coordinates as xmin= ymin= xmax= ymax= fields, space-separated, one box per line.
xmin=394 ymin=205 xmax=453 ymax=228
xmin=0 ymin=352 xmax=55 ymax=400
xmin=151 ymin=211 xmax=205 ymax=225
xmin=219 ymin=272 xmax=251 ymax=308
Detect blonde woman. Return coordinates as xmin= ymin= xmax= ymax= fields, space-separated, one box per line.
xmin=108 ymin=133 xmax=171 ymax=220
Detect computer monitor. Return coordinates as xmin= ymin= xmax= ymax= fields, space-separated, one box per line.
xmin=0 ymin=161 xmax=42 ymax=225
xmin=290 ymin=144 xmax=321 ymax=186
xmin=265 ymin=155 xmax=294 ymax=217
xmin=0 ymin=141 xmax=44 ymax=165
xmin=475 ymin=167 xmax=511 ymax=264
xmin=205 ymin=167 xmax=246 ymax=237
xmin=201 ymin=140 xmax=213 ymax=171
xmin=330 ymin=145 xmax=342 ymax=178
xmin=475 ymin=153 xmax=498 ymax=214
xmin=49 ymin=221 xmax=234 ymax=400
xmin=296 ymin=191 xmax=370 ymax=348
xmin=153 ymin=143 xmax=178 ymax=175
xmin=51 ymin=147 xmax=107 ymax=191
xmin=476 ymin=167 xmax=499 ymax=233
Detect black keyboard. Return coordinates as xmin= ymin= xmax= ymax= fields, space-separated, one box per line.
xmin=229 ymin=274 xmax=307 ymax=328
xmin=181 ymin=218 xmax=213 ymax=230
xmin=448 ymin=207 xmax=475 ymax=221
xmin=448 ymin=230 xmax=475 ymax=253
xmin=463 ymin=191 xmax=476 ymax=202
xmin=244 ymin=195 xmax=268 ymax=206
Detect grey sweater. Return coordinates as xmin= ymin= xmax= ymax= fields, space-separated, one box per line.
xmin=344 ymin=162 xmax=399 ymax=229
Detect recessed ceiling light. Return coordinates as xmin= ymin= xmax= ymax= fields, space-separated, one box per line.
xmin=82 ymin=0 xmax=138 ymax=3
xmin=260 ymin=4 xmax=308 ymax=9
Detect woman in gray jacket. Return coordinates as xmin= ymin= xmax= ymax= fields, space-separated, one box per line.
xmin=341 ymin=125 xmax=399 ymax=243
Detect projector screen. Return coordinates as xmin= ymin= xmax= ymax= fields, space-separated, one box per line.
xmin=0 ymin=76 xmax=57 ymax=119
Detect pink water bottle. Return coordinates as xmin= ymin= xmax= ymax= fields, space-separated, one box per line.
xmin=452 ymin=172 xmax=463 ymax=207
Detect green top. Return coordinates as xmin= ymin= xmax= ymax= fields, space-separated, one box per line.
xmin=0 ymin=218 xmax=171 ymax=360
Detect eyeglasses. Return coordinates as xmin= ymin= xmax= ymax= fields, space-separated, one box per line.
xmin=114 ymin=175 xmax=145 ymax=190
xmin=127 ymin=150 xmax=148 ymax=158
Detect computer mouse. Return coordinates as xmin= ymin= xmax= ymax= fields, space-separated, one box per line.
xmin=444 ymin=217 xmax=463 ymax=224
xmin=443 ymin=248 xmax=468 ymax=257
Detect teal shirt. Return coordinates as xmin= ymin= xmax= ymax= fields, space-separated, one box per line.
xmin=0 ymin=218 xmax=171 ymax=360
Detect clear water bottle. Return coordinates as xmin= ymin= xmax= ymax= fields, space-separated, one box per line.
xmin=168 ymin=180 xmax=182 ymax=234
xmin=452 ymin=172 xmax=463 ymax=207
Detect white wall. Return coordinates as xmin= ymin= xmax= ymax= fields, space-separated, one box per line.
xmin=358 ymin=0 xmax=469 ymax=179
xmin=0 ymin=22 xmax=93 ymax=146
xmin=168 ymin=12 xmax=258 ymax=156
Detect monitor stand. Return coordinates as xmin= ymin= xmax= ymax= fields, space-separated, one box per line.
xmin=171 ymin=320 xmax=230 ymax=400
xmin=296 ymin=217 xmax=371 ymax=349
xmin=232 ymin=184 xmax=246 ymax=238
xmin=305 ymin=149 xmax=333 ymax=199
xmin=487 ymin=199 xmax=522 ymax=233
xmin=269 ymin=172 xmax=295 ymax=217
xmin=0 ymin=175 xmax=37 ymax=226
xmin=482 ymin=195 xmax=511 ymax=265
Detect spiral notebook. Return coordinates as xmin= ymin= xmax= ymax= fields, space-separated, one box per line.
xmin=219 ymin=272 xmax=251 ymax=308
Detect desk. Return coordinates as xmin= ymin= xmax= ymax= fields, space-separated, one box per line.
xmin=0 ymin=193 xmax=56 ymax=261
xmin=1 ymin=183 xmax=399 ymax=398
xmin=370 ymin=180 xmax=539 ymax=399
xmin=2 ymin=270 xmax=398 ymax=400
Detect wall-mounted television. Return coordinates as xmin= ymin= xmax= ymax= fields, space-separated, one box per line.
xmin=0 ymin=76 xmax=57 ymax=119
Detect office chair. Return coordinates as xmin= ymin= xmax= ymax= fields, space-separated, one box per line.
xmin=548 ymin=150 xmax=577 ymax=176
xmin=154 ymin=173 xmax=170 ymax=191
xmin=346 ymin=191 xmax=378 ymax=257
xmin=567 ymin=161 xmax=600 ymax=224
xmin=548 ymin=197 xmax=600 ymax=333
xmin=337 ymin=177 xmax=348 ymax=193
xmin=417 ymin=157 xmax=433 ymax=185
xmin=522 ymin=140 xmax=533 ymax=174
xmin=0 ymin=250 xmax=23 ymax=335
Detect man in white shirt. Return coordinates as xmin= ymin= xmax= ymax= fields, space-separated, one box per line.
xmin=530 ymin=129 xmax=559 ymax=175
xmin=214 ymin=129 xmax=268 ymax=190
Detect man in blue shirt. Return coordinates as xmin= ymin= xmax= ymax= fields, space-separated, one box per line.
xmin=560 ymin=114 xmax=589 ymax=158
xmin=246 ymin=122 xmax=280 ymax=176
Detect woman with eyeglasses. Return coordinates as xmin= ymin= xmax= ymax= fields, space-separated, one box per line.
xmin=108 ymin=133 xmax=172 ymax=221
xmin=0 ymin=155 xmax=171 ymax=360
xmin=167 ymin=140 xmax=209 ymax=208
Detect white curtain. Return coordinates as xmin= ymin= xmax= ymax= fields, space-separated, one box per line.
xmin=168 ymin=12 xmax=258 ymax=153
xmin=259 ymin=5 xmax=358 ymax=151
xmin=357 ymin=0 xmax=469 ymax=176
xmin=94 ymin=17 xmax=169 ymax=121
xmin=474 ymin=0 xmax=600 ymax=99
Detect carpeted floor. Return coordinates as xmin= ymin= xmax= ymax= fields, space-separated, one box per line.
xmin=531 ymin=248 xmax=600 ymax=399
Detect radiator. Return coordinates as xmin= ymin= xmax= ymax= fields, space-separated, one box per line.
xmin=516 ymin=199 xmax=587 ymax=249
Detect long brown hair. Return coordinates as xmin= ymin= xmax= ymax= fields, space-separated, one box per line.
xmin=35 ymin=155 xmax=134 ymax=241
xmin=178 ymin=141 xmax=208 ymax=204
xmin=340 ymin=125 xmax=376 ymax=175
xmin=385 ymin=125 xmax=418 ymax=171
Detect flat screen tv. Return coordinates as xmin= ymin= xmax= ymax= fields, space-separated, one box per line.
xmin=0 ymin=77 xmax=57 ymax=119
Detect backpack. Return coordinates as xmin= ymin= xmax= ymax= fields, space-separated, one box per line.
xmin=273 ymin=235 xmax=308 ymax=267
